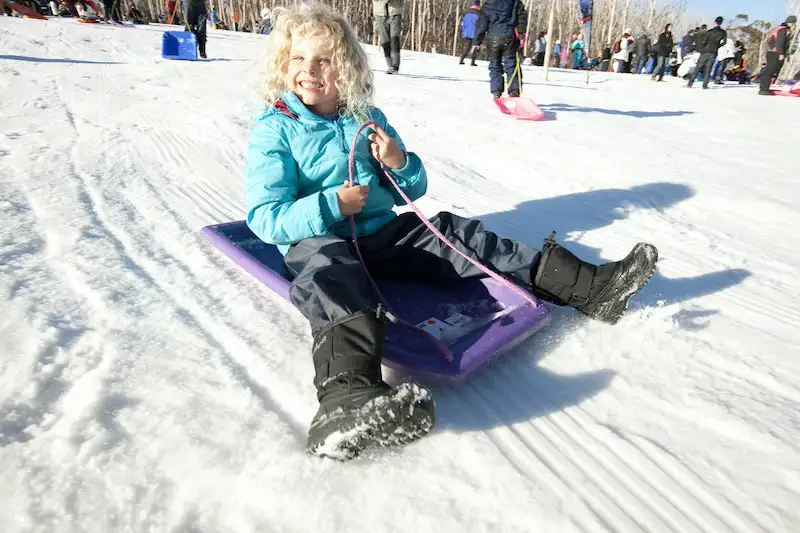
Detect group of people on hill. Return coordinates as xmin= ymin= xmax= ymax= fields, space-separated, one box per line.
xmin=453 ymin=0 xmax=530 ymax=98
xmin=671 ymin=15 xmax=797 ymax=95
xmin=454 ymin=2 xmax=798 ymax=97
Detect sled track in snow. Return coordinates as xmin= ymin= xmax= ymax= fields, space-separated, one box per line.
xmin=53 ymin=82 xmax=309 ymax=442
xmin=453 ymin=362 xmax=771 ymax=533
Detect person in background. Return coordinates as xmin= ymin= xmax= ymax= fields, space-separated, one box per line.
xmin=686 ymin=17 xmax=726 ymax=89
xmin=479 ymin=0 xmax=528 ymax=98
xmin=182 ymin=0 xmax=208 ymax=58
xmin=634 ymin=33 xmax=651 ymax=74
xmin=75 ymin=0 xmax=99 ymax=21
xmin=128 ymin=4 xmax=145 ymax=23
xmin=373 ymin=0 xmax=404 ymax=74
xmin=534 ymin=31 xmax=546 ymax=66
xmin=258 ymin=7 xmax=271 ymax=35
xmin=681 ymin=27 xmax=697 ymax=58
xmin=458 ymin=2 xmax=487 ymax=66
xmin=651 ymin=23 xmax=673 ymax=82
xmin=103 ymin=0 xmax=121 ymax=22
xmin=714 ymin=35 xmax=737 ymax=84
xmin=553 ymin=40 xmax=562 ymax=67
xmin=612 ymin=31 xmax=632 ymax=73
xmin=600 ymin=43 xmax=611 ymax=71
xmin=759 ymin=16 xmax=797 ymax=95
xmin=572 ymin=33 xmax=585 ymax=69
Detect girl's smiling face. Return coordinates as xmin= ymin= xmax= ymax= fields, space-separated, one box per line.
xmin=286 ymin=31 xmax=340 ymax=115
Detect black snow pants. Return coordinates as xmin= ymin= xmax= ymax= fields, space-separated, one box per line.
xmin=688 ymin=52 xmax=716 ymax=88
xmin=284 ymin=212 xmax=540 ymax=336
xmin=460 ymin=38 xmax=479 ymax=64
xmin=485 ymin=35 xmax=521 ymax=95
xmin=182 ymin=0 xmax=207 ymax=55
xmin=103 ymin=0 xmax=121 ymax=21
xmin=760 ymin=51 xmax=784 ymax=93
xmin=375 ymin=14 xmax=402 ymax=70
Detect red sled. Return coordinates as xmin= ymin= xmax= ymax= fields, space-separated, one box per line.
xmin=771 ymin=85 xmax=800 ymax=97
xmin=8 ymin=3 xmax=46 ymax=19
xmin=494 ymin=96 xmax=545 ymax=121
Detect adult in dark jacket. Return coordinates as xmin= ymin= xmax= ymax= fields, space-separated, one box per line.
xmin=459 ymin=2 xmax=488 ymax=66
xmin=681 ymin=28 xmax=696 ymax=57
xmin=634 ymin=34 xmax=651 ymax=74
xmin=479 ymin=0 xmax=527 ymax=98
xmin=182 ymin=0 xmax=207 ymax=58
xmin=600 ymin=45 xmax=612 ymax=71
xmin=687 ymin=18 xmax=726 ymax=89
xmin=693 ymin=25 xmax=707 ymax=54
xmin=651 ymin=24 xmax=673 ymax=82
xmin=759 ymin=16 xmax=797 ymax=95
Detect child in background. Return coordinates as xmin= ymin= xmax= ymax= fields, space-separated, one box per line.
xmin=458 ymin=1 xmax=487 ymax=66
xmin=246 ymin=4 xmax=658 ymax=460
xmin=478 ymin=0 xmax=528 ymax=98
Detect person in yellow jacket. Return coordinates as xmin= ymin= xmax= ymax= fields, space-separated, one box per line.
xmin=373 ymin=0 xmax=404 ymax=74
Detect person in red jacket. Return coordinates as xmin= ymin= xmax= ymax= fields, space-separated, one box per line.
xmin=759 ymin=16 xmax=797 ymax=95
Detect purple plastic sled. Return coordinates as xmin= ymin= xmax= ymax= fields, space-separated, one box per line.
xmin=201 ymin=221 xmax=551 ymax=382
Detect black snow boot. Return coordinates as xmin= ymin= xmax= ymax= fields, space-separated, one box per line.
xmin=531 ymin=232 xmax=658 ymax=324
xmin=306 ymin=311 xmax=435 ymax=460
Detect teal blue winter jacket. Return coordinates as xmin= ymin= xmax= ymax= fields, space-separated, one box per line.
xmin=245 ymin=91 xmax=428 ymax=254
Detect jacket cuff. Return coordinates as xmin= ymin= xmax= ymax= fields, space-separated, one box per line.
xmin=389 ymin=150 xmax=419 ymax=178
xmin=320 ymin=188 xmax=344 ymax=227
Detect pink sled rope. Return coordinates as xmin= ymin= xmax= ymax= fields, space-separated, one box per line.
xmin=347 ymin=121 xmax=541 ymax=361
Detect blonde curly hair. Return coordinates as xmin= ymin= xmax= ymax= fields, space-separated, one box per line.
xmin=258 ymin=3 xmax=374 ymax=117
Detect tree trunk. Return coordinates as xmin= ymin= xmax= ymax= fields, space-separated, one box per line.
xmin=525 ymin=0 xmax=534 ymax=57
xmin=621 ymin=0 xmax=632 ymax=34
xmin=606 ymin=0 xmax=617 ymax=45
xmin=543 ymin=0 xmax=556 ymax=80
xmin=452 ymin=1 xmax=460 ymax=56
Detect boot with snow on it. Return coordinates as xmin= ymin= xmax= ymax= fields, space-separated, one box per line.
xmin=306 ymin=312 xmax=435 ymax=460
xmin=531 ymin=233 xmax=658 ymax=325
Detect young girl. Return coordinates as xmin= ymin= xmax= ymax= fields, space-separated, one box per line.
xmin=246 ymin=4 xmax=658 ymax=461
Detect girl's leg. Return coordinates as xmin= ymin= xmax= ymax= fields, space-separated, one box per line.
xmin=360 ymin=211 xmax=538 ymax=287
xmin=284 ymin=234 xmax=434 ymax=459
xmin=364 ymin=212 xmax=658 ymax=325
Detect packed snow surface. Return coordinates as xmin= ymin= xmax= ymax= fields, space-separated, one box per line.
xmin=2 ymin=17 xmax=799 ymax=533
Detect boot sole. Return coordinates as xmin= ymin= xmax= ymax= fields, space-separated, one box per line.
xmin=582 ymin=243 xmax=658 ymax=324
xmin=306 ymin=382 xmax=435 ymax=461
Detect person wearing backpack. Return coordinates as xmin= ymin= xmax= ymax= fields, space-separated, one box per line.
xmin=759 ymin=16 xmax=797 ymax=95
xmin=612 ymin=32 xmax=632 ymax=73
xmin=459 ymin=2 xmax=487 ymax=66
xmin=686 ymin=17 xmax=726 ymax=89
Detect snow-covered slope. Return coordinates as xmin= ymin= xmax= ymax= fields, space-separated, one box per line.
xmin=2 ymin=17 xmax=799 ymax=533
